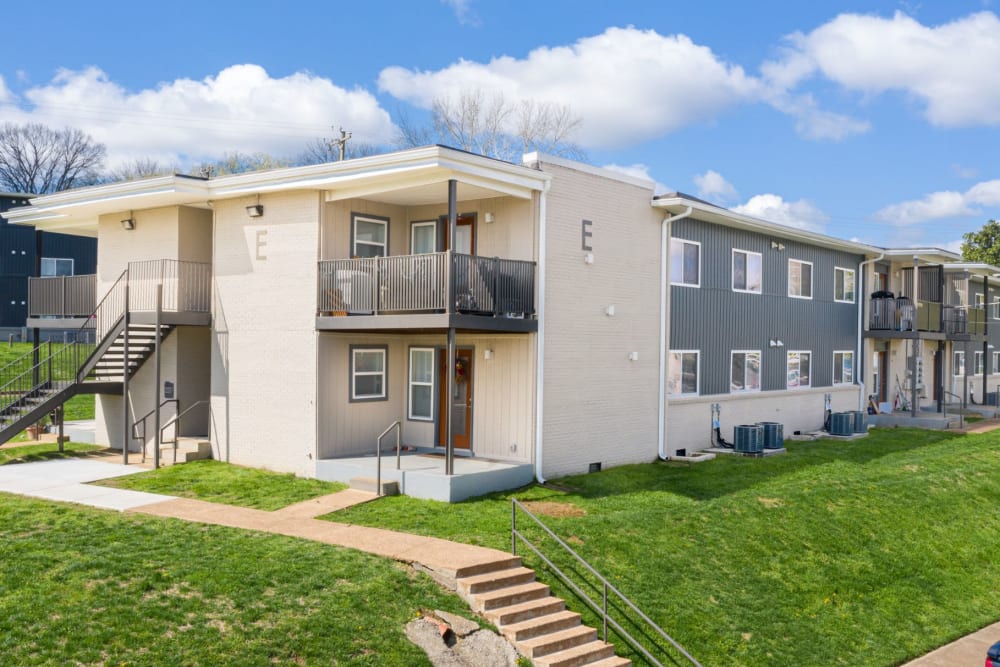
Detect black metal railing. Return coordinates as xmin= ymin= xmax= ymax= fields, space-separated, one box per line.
xmin=318 ymin=252 xmax=535 ymax=318
xmin=511 ymin=499 xmax=701 ymax=667
xmin=28 ymin=274 xmax=97 ymax=317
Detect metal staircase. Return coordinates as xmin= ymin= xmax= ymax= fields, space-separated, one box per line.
xmin=0 ymin=265 xmax=185 ymax=445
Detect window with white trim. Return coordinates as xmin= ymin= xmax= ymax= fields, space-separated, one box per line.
xmin=787 ymin=351 xmax=812 ymax=389
xmin=730 ymin=350 xmax=761 ymax=393
xmin=975 ymin=351 xmax=985 ymax=375
xmin=992 ymin=297 xmax=1000 ymax=320
xmin=350 ymin=346 xmax=387 ymax=401
xmin=410 ymin=221 xmax=437 ymax=255
xmin=732 ymin=249 xmax=762 ymax=293
xmin=670 ymin=238 xmax=700 ymax=287
xmin=408 ymin=348 xmax=435 ymax=420
xmin=993 ymin=351 xmax=999 ymax=374
xmin=833 ymin=351 xmax=854 ymax=385
xmin=352 ymin=215 xmax=388 ymax=258
xmin=40 ymin=257 xmax=74 ymax=277
xmin=667 ymin=350 xmax=699 ymax=396
xmin=953 ymin=351 xmax=965 ymax=376
xmin=788 ymin=259 xmax=813 ymax=299
xmin=834 ymin=267 xmax=855 ymax=303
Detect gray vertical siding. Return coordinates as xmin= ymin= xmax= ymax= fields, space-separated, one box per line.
xmin=670 ymin=218 xmax=862 ymax=395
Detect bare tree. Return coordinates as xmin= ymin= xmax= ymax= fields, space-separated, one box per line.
xmin=398 ymin=91 xmax=585 ymax=162
xmin=297 ymin=135 xmax=384 ymax=166
xmin=0 ymin=123 xmax=106 ymax=193
xmin=189 ymin=152 xmax=289 ymax=178
xmin=107 ymin=158 xmax=177 ymax=183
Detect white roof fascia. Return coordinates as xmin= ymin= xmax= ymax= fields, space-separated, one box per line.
xmin=878 ymin=248 xmax=962 ymax=263
xmin=653 ymin=196 xmax=881 ymax=255
xmin=522 ymin=151 xmax=655 ymax=191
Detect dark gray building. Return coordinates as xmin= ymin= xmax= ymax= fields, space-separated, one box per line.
xmin=0 ymin=193 xmax=97 ymax=338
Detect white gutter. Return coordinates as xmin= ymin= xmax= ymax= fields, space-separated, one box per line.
xmin=857 ymin=251 xmax=885 ymax=411
xmin=534 ymin=181 xmax=551 ymax=483
xmin=658 ymin=206 xmax=693 ymax=459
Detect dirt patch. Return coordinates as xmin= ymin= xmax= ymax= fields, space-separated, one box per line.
xmin=903 ymin=464 xmax=921 ymax=472
xmin=521 ymin=501 xmax=586 ymax=518
xmin=756 ymin=497 xmax=784 ymax=509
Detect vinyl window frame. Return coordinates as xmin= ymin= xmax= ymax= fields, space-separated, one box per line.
xmin=667 ymin=350 xmax=700 ymax=397
xmin=40 ymin=257 xmax=74 ymax=277
xmin=670 ymin=238 xmax=701 ymax=288
xmin=975 ymin=350 xmax=985 ymax=375
xmin=992 ymin=297 xmax=1000 ymax=321
xmin=407 ymin=347 xmax=435 ymax=421
xmin=834 ymin=267 xmax=856 ymax=303
xmin=410 ymin=220 xmax=438 ymax=255
xmin=349 ymin=345 xmax=388 ymax=402
xmin=730 ymin=350 xmax=762 ymax=393
xmin=731 ymin=248 xmax=762 ymax=294
xmin=993 ymin=351 xmax=999 ymax=374
xmin=787 ymin=350 xmax=812 ymax=389
xmin=788 ymin=258 xmax=813 ymax=299
xmin=350 ymin=213 xmax=389 ymax=258
xmin=954 ymin=351 xmax=965 ymax=376
xmin=833 ymin=350 xmax=854 ymax=385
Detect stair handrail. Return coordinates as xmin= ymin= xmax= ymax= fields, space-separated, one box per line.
xmin=0 ymin=341 xmax=83 ymax=436
xmin=158 ymin=399 xmax=210 ymax=465
xmin=375 ymin=420 xmax=401 ymax=498
xmin=511 ymin=498 xmax=702 ymax=667
xmin=75 ymin=268 xmax=129 ymax=384
xmin=132 ymin=399 xmax=178 ymax=462
xmin=942 ymin=389 xmax=964 ymax=429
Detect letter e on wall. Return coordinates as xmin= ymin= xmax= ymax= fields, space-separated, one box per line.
xmin=581 ymin=219 xmax=593 ymax=251
xmin=256 ymin=229 xmax=268 ymax=261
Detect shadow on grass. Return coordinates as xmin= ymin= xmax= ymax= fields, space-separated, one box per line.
xmin=0 ymin=443 xmax=102 ymax=466
xmin=553 ymin=428 xmax=967 ymax=503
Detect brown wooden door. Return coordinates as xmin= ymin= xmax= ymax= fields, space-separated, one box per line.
xmin=441 ymin=214 xmax=476 ymax=254
xmin=439 ymin=349 xmax=473 ymax=449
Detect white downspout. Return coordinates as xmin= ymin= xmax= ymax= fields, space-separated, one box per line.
xmin=534 ymin=182 xmax=550 ymax=483
xmin=857 ymin=251 xmax=885 ymax=411
xmin=659 ymin=206 xmax=693 ymax=460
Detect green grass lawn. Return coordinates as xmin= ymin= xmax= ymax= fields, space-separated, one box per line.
xmin=0 ymin=442 xmax=102 ymax=465
xmin=0 ymin=493 xmax=468 ymax=666
xmin=96 ymin=459 xmax=347 ymax=510
xmin=326 ymin=428 xmax=1000 ymax=666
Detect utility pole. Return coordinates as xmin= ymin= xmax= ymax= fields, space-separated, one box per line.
xmin=328 ymin=127 xmax=352 ymax=161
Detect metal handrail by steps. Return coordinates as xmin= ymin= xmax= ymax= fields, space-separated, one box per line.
xmin=942 ymin=390 xmax=965 ymax=429
xmin=375 ymin=420 xmax=401 ymax=497
xmin=160 ymin=400 xmax=210 ymax=464
xmin=133 ymin=399 xmax=179 ymax=462
xmin=511 ymin=498 xmax=702 ymax=667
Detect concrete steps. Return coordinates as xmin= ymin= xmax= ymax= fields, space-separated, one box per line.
xmin=456 ymin=560 xmax=632 ymax=667
xmin=348 ymin=476 xmax=399 ymax=496
xmin=156 ymin=438 xmax=211 ymax=465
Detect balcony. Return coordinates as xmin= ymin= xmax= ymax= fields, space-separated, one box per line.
xmin=867 ymin=295 xmax=986 ymax=339
xmin=28 ymin=260 xmax=212 ymax=330
xmin=317 ymin=252 xmax=536 ymax=333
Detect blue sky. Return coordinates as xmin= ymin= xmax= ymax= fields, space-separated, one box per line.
xmin=2 ymin=1 xmax=999 ymax=251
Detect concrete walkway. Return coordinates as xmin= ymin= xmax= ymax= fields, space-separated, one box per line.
xmin=0 ymin=458 xmax=173 ymax=510
xmin=901 ymin=620 xmax=1000 ymax=666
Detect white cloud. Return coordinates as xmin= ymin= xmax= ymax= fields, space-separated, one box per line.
xmin=378 ymin=27 xmax=761 ymax=149
xmin=0 ymin=65 xmax=397 ymax=168
xmin=602 ymin=162 xmax=669 ymax=194
xmin=442 ymin=0 xmax=480 ymax=26
xmin=731 ymin=193 xmax=829 ymax=232
xmin=951 ymin=163 xmax=979 ymax=179
xmin=873 ymin=179 xmax=1000 ymax=224
xmin=693 ymin=170 xmax=737 ymax=203
xmin=766 ymin=11 xmax=1000 ymax=127
xmin=0 ymin=75 xmax=12 ymax=104
xmin=766 ymin=91 xmax=871 ymax=140
xmin=942 ymin=239 xmax=965 ymax=255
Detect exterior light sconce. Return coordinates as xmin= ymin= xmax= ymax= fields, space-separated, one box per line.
xmin=584 ymin=252 xmax=594 ymax=264
xmin=770 ymin=241 xmax=785 ymax=251
xmin=246 ymin=204 xmax=264 ymax=218
xmin=121 ymin=218 xmax=136 ymax=231
xmin=605 ymin=304 xmax=615 ymax=316
xmin=769 ymin=339 xmax=785 ymax=348
xmin=484 ymin=212 xmax=495 ymax=224
xmin=628 ymin=351 xmax=639 ymax=361
xmin=483 ymin=349 xmax=494 ymax=360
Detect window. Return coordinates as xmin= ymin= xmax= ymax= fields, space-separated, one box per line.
xmin=833 ymin=351 xmax=854 ymax=385
xmin=410 ymin=221 xmax=437 ymax=254
xmin=975 ymin=351 xmax=985 ymax=375
xmin=732 ymin=249 xmax=762 ymax=293
xmin=730 ymin=351 xmax=761 ymax=392
xmin=834 ymin=267 xmax=856 ymax=303
xmin=788 ymin=259 xmax=813 ymax=299
xmin=670 ymin=238 xmax=700 ymax=287
xmin=40 ymin=258 xmax=74 ymax=276
xmin=993 ymin=351 xmax=999 ymax=374
xmin=992 ymin=297 xmax=1000 ymax=320
xmin=667 ymin=350 xmax=699 ymax=396
xmin=350 ymin=346 xmax=387 ymax=401
xmin=408 ymin=348 xmax=435 ymax=420
xmin=351 ymin=214 xmax=388 ymax=258
xmin=953 ymin=351 xmax=965 ymax=376
xmin=787 ymin=351 xmax=812 ymax=389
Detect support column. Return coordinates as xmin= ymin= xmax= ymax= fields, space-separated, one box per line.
xmin=911 ymin=258 xmax=919 ymax=415
xmin=121 ymin=286 xmax=130 ymax=465
xmin=153 ymin=284 xmax=162 ymax=470
xmin=936 ymin=341 xmax=944 ymax=413
xmin=57 ymin=404 xmax=64 ymax=453
xmin=984 ymin=275 xmax=990 ymax=406
xmin=446 ymin=327 xmax=455 ymax=476
xmin=447 ymin=179 xmax=457 ymax=314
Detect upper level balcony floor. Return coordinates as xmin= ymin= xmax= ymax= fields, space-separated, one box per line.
xmin=865 ymin=295 xmax=985 ymax=341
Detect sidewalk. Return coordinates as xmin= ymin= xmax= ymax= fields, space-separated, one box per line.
xmin=900 ymin=620 xmax=1000 ymax=666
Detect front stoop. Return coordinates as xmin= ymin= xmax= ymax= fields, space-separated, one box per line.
xmin=348 ymin=476 xmax=400 ymax=496
xmin=157 ymin=438 xmax=212 ymax=465
xmin=456 ymin=560 xmax=631 ymax=667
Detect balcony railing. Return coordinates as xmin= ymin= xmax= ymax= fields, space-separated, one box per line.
xmin=28 ymin=275 xmax=97 ymax=317
xmin=28 ymin=260 xmax=212 ymax=320
xmin=318 ymin=252 xmax=536 ymax=318
xmin=869 ymin=295 xmax=985 ymax=335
